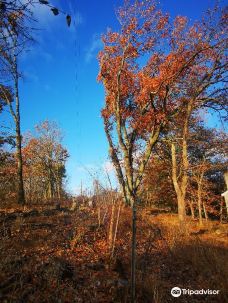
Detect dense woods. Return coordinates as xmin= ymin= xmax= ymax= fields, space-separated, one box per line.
xmin=0 ymin=0 xmax=227 ymax=302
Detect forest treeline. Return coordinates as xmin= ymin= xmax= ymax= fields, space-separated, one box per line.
xmin=0 ymin=120 xmax=68 ymax=203
xmin=140 ymin=123 xmax=227 ymax=222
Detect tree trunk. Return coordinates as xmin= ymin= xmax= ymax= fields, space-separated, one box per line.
xmin=198 ymin=182 xmax=203 ymax=226
xmin=57 ymin=183 xmax=61 ymax=199
xmin=48 ymin=179 xmax=53 ymax=199
xmin=29 ymin=175 xmax=32 ymax=204
xmin=56 ymin=166 xmax=62 ymax=199
xmin=177 ymin=194 xmax=186 ymax=222
xmin=220 ymin=199 xmax=224 ymax=223
xmin=171 ymin=102 xmax=192 ymax=223
xmin=189 ymin=201 xmax=195 ymax=219
xmin=131 ymin=199 xmax=137 ymax=303
xmin=203 ymin=201 xmax=208 ymax=221
xmin=197 ymin=168 xmax=205 ymax=226
xmin=108 ymin=200 xmax=115 ymax=250
xmin=2 ymin=35 xmax=26 ymax=204
xmin=111 ymin=201 xmax=121 ymax=258
xmin=48 ymin=167 xmax=53 ymax=199
xmin=15 ymin=71 xmax=25 ymax=205
xmin=171 ymin=143 xmax=186 ymax=223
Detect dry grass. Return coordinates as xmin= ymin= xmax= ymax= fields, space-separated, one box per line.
xmin=139 ymin=210 xmax=228 ymax=302
xmin=0 ymin=205 xmax=227 ymax=302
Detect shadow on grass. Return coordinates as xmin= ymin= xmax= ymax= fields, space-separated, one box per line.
xmin=136 ymin=233 xmax=228 ymax=303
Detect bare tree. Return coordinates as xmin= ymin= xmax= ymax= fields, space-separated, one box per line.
xmin=0 ymin=1 xmax=71 ymax=204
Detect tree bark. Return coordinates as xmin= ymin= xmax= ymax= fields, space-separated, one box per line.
xmin=203 ymin=201 xmax=208 ymax=221
xmin=220 ymin=199 xmax=224 ymax=223
xmin=197 ymin=181 xmax=203 ymax=226
xmin=189 ymin=201 xmax=195 ymax=219
xmin=14 ymin=61 xmax=25 ymax=205
xmin=197 ymin=166 xmax=205 ymax=226
xmin=48 ymin=178 xmax=53 ymax=199
xmin=171 ymin=101 xmax=192 ymax=223
xmin=171 ymin=143 xmax=186 ymax=222
xmin=111 ymin=201 xmax=121 ymax=258
xmin=48 ymin=166 xmax=54 ymax=199
xmin=131 ymin=197 xmax=137 ymax=303
xmin=108 ymin=200 xmax=115 ymax=250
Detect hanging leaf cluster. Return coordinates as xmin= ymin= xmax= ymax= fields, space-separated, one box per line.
xmin=51 ymin=8 xmax=59 ymax=16
xmin=39 ymin=0 xmax=49 ymax=4
xmin=38 ymin=0 xmax=71 ymax=27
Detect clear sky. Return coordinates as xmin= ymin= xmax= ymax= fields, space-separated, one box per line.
xmin=2 ymin=0 xmax=224 ymax=194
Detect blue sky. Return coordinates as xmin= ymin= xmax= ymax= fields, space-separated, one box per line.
xmin=1 ymin=0 xmax=224 ymax=194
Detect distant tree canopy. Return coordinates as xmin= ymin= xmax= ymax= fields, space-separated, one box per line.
xmin=0 ymin=121 xmax=69 ymax=204
xmin=22 ymin=121 xmax=69 ymax=203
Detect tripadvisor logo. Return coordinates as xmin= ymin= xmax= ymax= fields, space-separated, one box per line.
xmin=171 ymin=287 xmax=220 ymax=297
xmin=171 ymin=287 xmax=182 ymax=297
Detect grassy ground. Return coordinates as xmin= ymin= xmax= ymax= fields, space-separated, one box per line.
xmin=0 ymin=203 xmax=227 ymax=302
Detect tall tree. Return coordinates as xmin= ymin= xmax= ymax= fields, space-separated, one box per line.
xmin=98 ymin=0 xmax=228 ymax=300
xmin=169 ymin=6 xmax=227 ymax=222
xmin=0 ymin=7 xmax=32 ymax=203
xmin=0 ymin=0 xmax=71 ymax=204
xmin=97 ymin=4 xmax=169 ymax=300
